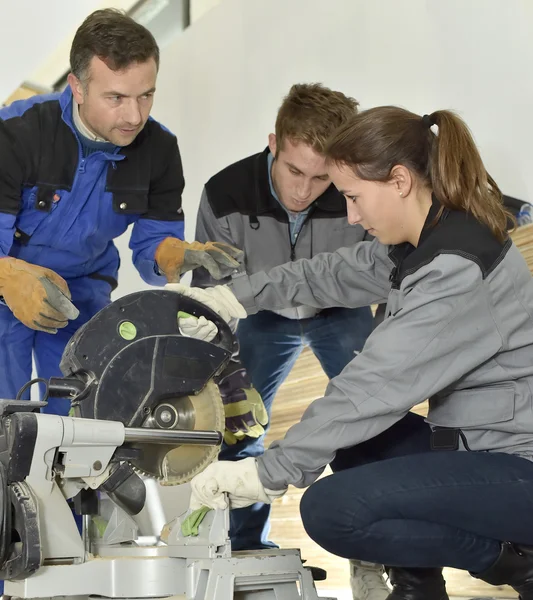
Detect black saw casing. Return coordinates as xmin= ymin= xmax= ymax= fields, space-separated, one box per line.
xmin=59 ymin=290 xmax=235 ymax=425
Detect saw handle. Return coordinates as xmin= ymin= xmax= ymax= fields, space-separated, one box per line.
xmin=168 ymin=291 xmax=237 ymax=355
xmin=47 ymin=377 xmax=87 ymax=398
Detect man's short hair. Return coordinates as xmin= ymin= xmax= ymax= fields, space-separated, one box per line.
xmin=70 ymin=8 xmax=160 ymax=83
xmin=275 ymin=83 xmax=359 ymax=155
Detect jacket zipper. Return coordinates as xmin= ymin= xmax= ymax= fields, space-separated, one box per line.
xmin=289 ymin=221 xmax=296 ymax=260
xmin=389 ymin=266 xmax=400 ymax=289
xmin=289 ymin=207 xmax=315 ymax=261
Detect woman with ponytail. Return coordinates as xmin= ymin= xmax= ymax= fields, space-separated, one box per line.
xmin=180 ymin=107 xmax=533 ymax=600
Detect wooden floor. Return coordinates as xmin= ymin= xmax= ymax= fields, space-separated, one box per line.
xmin=264 ymin=348 xmax=515 ymax=598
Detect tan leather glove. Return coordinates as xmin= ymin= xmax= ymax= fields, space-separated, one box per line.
xmin=155 ymin=238 xmax=244 ymax=283
xmin=0 ymin=257 xmax=79 ymax=333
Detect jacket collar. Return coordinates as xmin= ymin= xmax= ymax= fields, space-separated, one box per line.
xmin=59 ymin=86 xmax=75 ymax=128
xmin=417 ymin=194 xmax=447 ymax=247
xmin=388 ymin=194 xmax=446 ymax=268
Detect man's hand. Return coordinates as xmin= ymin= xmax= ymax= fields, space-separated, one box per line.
xmin=190 ymin=457 xmax=287 ymax=510
xmin=155 ymin=238 xmax=244 ymax=283
xmin=217 ymin=367 xmax=268 ymax=445
xmin=0 ymin=257 xmax=79 ymax=333
xmin=166 ymin=283 xmax=247 ymax=323
xmin=175 ymin=313 xmax=268 ymax=444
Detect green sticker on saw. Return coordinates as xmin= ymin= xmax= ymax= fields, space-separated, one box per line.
xmin=119 ymin=321 xmax=137 ymax=340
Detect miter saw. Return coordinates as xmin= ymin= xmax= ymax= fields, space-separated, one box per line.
xmin=0 ymin=289 xmax=329 ymax=600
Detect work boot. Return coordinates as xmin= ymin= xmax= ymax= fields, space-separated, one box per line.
xmin=305 ymin=565 xmax=327 ymax=581
xmin=471 ymin=542 xmax=533 ymax=599
xmin=387 ymin=567 xmax=449 ymax=599
xmin=349 ymin=560 xmax=390 ymax=600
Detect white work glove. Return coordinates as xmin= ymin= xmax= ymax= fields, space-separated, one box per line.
xmin=166 ymin=282 xmax=247 ymax=323
xmin=190 ymin=457 xmax=287 ymax=510
xmin=178 ymin=311 xmax=218 ymax=342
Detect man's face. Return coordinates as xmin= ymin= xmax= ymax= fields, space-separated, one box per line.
xmin=269 ymin=135 xmax=331 ymax=213
xmin=68 ymin=56 xmax=157 ymax=146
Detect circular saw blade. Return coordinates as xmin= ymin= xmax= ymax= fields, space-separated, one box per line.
xmin=129 ymin=380 xmax=225 ymax=485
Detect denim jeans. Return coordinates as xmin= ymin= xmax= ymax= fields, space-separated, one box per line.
xmin=221 ymin=305 xmax=373 ymax=550
xmin=300 ymin=412 xmax=533 ymax=573
xmin=0 ymin=279 xmax=111 ymax=414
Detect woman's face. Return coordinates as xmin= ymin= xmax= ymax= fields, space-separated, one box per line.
xmin=328 ymin=162 xmax=412 ymax=246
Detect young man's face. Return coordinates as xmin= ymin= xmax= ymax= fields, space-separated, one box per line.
xmin=68 ymin=56 xmax=157 ymax=146
xmin=268 ymin=135 xmax=331 ymax=213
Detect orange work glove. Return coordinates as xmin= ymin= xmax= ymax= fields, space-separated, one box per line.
xmin=0 ymin=257 xmax=79 ymax=333
xmin=154 ymin=238 xmax=244 ymax=283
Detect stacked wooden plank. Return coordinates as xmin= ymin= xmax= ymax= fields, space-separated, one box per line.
xmin=512 ymin=223 xmax=533 ymax=273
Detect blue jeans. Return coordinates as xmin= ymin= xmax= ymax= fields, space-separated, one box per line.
xmin=300 ymin=412 xmax=533 ymax=573
xmin=0 ymin=278 xmax=111 ymax=413
xmin=221 ymin=306 xmax=373 ymax=551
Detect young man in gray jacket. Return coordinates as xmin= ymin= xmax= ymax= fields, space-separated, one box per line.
xmin=192 ymin=84 xmax=381 ymax=597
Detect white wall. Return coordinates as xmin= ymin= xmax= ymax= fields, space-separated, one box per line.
xmin=0 ymin=0 xmax=138 ymax=100
xmin=114 ymin=0 xmax=533 ymax=297
xmin=0 ymin=0 xmax=101 ymax=101
xmin=190 ymin=0 xmax=222 ymax=23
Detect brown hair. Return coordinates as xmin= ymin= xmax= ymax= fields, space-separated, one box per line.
xmin=275 ymin=83 xmax=359 ymax=155
xmin=70 ymin=9 xmax=160 ymax=83
xmin=325 ymin=106 xmax=510 ymax=241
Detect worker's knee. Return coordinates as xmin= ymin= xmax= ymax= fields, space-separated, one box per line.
xmin=300 ymin=479 xmax=335 ymax=546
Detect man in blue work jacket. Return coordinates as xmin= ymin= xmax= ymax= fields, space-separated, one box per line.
xmin=0 ymin=9 xmax=241 ymax=414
